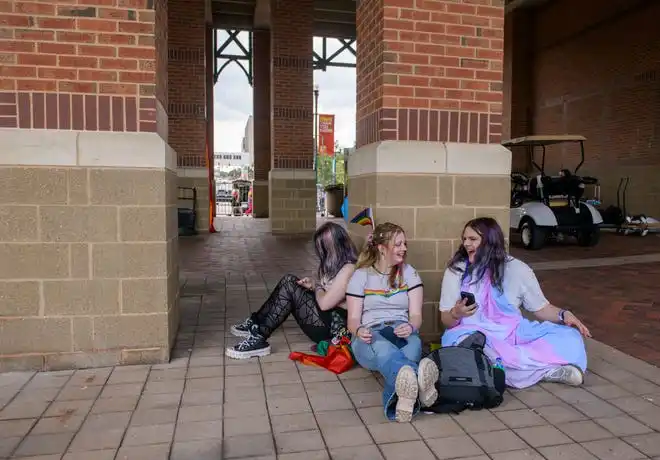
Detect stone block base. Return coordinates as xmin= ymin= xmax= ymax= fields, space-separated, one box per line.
xmin=0 ymin=347 xmax=171 ymax=373
xmin=252 ymin=180 xmax=269 ymax=218
xmin=0 ymin=129 xmax=180 ymax=371
xmin=348 ymin=141 xmax=511 ymax=340
xmin=269 ymin=169 xmax=316 ymax=235
xmin=178 ymin=168 xmax=211 ymax=232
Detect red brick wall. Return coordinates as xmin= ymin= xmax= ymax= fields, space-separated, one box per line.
xmin=0 ymin=0 xmax=159 ymax=132
xmin=270 ymin=0 xmax=314 ymax=169
xmin=253 ymin=29 xmax=271 ymax=179
xmin=167 ymin=0 xmax=206 ymax=168
xmin=155 ymin=0 xmax=168 ymax=140
xmin=356 ymin=0 xmax=505 ymax=147
xmin=526 ymin=0 xmax=660 ymax=214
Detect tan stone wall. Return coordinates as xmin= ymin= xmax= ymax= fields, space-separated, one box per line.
xmin=177 ymin=170 xmax=211 ymax=232
xmin=0 ymin=130 xmax=179 ymax=371
xmin=347 ymin=141 xmax=511 ymax=341
xmin=252 ymin=180 xmax=269 ymax=218
xmin=269 ymin=170 xmax=316 ymax=235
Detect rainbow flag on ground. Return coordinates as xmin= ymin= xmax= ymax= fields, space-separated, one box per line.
xmin=350 ymin=207 xmax=374 ymax=228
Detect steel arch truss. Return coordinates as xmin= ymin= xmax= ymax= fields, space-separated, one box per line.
xmin=214 ymin=29 xmax=253 ymax=86
xmin=213 ymin=32 xmax=356 ymax=85
xmin=313 ymin=37 xmax=356 ymax=71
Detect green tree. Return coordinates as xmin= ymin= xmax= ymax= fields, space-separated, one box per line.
xmin=316 ymin=140 xmax=346 ymax=188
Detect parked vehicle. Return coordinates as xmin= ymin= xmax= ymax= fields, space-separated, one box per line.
xmin=504 ymin=135 xmax=603 ymax=250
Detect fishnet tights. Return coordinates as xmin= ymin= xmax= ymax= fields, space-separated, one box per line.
xmin=251 ymin=274 xmax=335 ymax=343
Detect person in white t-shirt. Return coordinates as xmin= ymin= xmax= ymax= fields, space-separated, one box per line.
xmin=439 ymin=217 xmax=591 ymax=389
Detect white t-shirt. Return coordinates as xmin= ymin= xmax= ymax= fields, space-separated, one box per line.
xmin=439 ymin=257 xmax=549 ymax=313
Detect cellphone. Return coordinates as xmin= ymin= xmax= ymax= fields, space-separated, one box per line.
xmin=380 ymin=326 xmax=408 ymax=349
xmin=460 ymin=291 xmax=476 ymax=307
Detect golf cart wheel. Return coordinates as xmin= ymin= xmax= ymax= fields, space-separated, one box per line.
xmin=520 ymin=218 xmax=546 ymax=250
xmin=577 ymin=226 xmax=600 ymax=247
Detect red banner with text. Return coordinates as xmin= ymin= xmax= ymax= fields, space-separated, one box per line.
xmin=318 ymin=114 xmax=335 ymax=157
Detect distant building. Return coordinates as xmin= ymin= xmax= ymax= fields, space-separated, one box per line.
xmin=214 ymin=152 xmax=250 ymax=175
xmin=241 ymin=115 xmax=254 ymax=166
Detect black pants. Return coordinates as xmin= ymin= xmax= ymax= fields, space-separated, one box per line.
xmin=251 ymin=274 xmax=342 ymax=344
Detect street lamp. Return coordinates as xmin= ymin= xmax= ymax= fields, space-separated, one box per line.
xmin=313 ymin=84 xmax=320 ymax=178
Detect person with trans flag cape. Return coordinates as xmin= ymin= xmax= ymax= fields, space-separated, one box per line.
xmin=439 ymin=217 xmax=591 ymax=389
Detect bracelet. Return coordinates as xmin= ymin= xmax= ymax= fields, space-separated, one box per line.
xmin=558 ymin=309 xmax=567 ymax=324
xmin=407 ymin=322 xmax=418 ymax=333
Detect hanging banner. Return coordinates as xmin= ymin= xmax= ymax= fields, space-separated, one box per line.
xmin=318 ymin=114 xmax=335 ymax=157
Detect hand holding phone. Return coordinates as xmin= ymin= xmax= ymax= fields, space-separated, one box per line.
xmin=460 ymin=291 xmax=476 ymax=307
xmin=451 ymin=292 xmax=478 ymax=319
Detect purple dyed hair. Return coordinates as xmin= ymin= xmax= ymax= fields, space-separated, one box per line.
xmin=447 ymin=217 xmax=510 ymax=290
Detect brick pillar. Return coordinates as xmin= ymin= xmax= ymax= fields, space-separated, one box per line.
xmin=252 ymin=29 xmax=271 ymax=218
xmin=269 ymin=0 xmax=316 ymax=235
xmin=0 ymin=0 xmax=179 ymax=371
xmin=351 ymin=0 xmax=511 ymax=340
xmin=503 ymin=7 xmax=534 ymax=172
xmin=206 ymin=25 xmax=216 ymax=219
xmin=168 ymin=0 xmax=210 ymax=231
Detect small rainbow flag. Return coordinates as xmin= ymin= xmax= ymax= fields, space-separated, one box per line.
xmin=350 ymin=207 xmax=374 ymax=228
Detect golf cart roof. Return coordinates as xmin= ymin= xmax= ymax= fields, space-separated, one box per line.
xmin=502 ymin=135 xmax=587 ymax=147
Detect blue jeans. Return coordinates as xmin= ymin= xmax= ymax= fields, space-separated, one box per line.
xmin=351 ymin=320 xmax=423 ymax=421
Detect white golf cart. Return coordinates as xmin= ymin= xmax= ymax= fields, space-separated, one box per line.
xmin=503 ymin=135 xmax=604 ymax=250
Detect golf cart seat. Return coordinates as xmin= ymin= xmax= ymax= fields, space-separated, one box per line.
xmin=528 ymin=171 xmax=584 ymax=202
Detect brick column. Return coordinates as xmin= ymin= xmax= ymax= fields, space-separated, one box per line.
xmin=252 ymin=29 xmax=271 ymax=218
xmin=168 ymin=0 xmax=210 ymax=231
xmin=503 ymin=7 xmax=534 ymax=172
xmin=351 ymin=0 xmax=511 ymax=340
xmin=206 ymin=25 xmax=216 ymax=219
xmin=0 ymin=0 xmax=179 ymax=371
xmin=269 ymin=0 xmax=316 ymax=234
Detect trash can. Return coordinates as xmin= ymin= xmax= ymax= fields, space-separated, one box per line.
xmin=324 ymin=184 xmax=345 ymax=218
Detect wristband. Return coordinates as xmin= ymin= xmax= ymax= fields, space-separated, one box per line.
xmin=558 ymin=309 xmax=567 ymax=324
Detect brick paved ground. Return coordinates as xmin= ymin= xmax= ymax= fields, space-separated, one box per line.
xmin=536 ymin=263 xmax=660 ymax=368
xmin=2 ymin=217 xmax=660 ymax=459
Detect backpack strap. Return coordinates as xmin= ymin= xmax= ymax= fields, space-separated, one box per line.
xmin=426 ymin=399 xmax=468 ymax=415
xmin=474 ymin=348 xmax=490 ymax=408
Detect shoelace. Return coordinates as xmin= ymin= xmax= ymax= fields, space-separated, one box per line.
xmin=237 ymin=334 xmax=261 ymax=350
xmin=547 ymin=367 xmax=568 ymax=380
xmin=234 ymin=319 xmax=251 ymax=330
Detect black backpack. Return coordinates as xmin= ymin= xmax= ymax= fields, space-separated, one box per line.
xmin=423 ymin=332 xmax=506 ymax=414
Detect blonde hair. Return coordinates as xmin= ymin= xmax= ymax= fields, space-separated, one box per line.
xmin=356 ymin=222 xmax=405 ymax=288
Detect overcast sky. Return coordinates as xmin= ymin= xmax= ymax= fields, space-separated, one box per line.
xmin=213 ymin=32 xmax=356 ymax=153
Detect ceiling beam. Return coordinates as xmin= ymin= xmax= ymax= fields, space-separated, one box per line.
xmin=505 ymin=0 xmax=551 ymax=13
xmin=213 ymin=17 xmax=356 ymax=38
xmin=253 ymin=0 xmax=270 ymax=29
